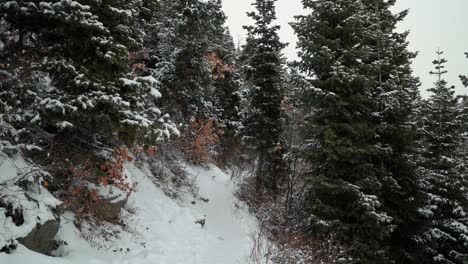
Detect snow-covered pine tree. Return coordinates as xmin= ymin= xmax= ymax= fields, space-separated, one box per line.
xmin=210 ymin=29 xmax=242 ymax=160
xmin=240 ymin=0 xmax=287 ymax=193
xmin=149 ymin=0 xmax=240 ymax=163
xmin=292 ymin=1 xmax=395 ymax=261
xmin=155 ymin=0 xmax=228 ymax=121
xmin=212 ymin=32 xmax=241 ymax=128
xmin=0 ymin=0 xmax=176 ymax=150
xmin=201 ymin=0 xmax=242 ymax=157
xmin=417 ymin=50 xmax=468 ymax=264
xmin=360 ymin=1 xmax=426 ymax=262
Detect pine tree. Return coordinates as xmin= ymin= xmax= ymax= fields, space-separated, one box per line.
xmin=155 ymin=0 xmax=229 ymax=121
xmin=0 ymin=0 xmax=176 ymax=146
xmin=292 ymin=1 xmax=395 ymax=261
xmin=203 ymin=1 xmax=241 ymax=144
xmin=360 ymin=1 xmax=426 ymax=262
xmin=417 ymin=50 xmax=468 ymax=264
xmin=241 ymin=0 xmax=287 ymax=193
xmin=293 ymin=0 xmax=427 ymax=262
xmin=210 ymin=30 xmax=242 ymax=159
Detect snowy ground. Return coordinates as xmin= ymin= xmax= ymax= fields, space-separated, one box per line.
xmin=0 ymin=162 xmax=262 ymax=264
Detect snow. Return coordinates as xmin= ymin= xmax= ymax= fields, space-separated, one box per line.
xmin=120 ymin=78 xmax=141 ymax=87
xmin=38 ymin=2 xmax=52 ymax=9
xmin=85 ymin=182 xmax=127 ymax=203
xmin=2 ymin=1 xmax=18 ymax=9
xmin=0 ymin=161 xmax=262 ymax=264
xmin=183 ymin=165 xmax=260 ymax=263
xmin=30 ymin=114 xmax=41 ymax=123
xmin=109 ymin=6 xmax=132 ymax=17
xmin=0 ymin=154 xmax=19 ymax=183
xmin=57 ymin=121 xmax=73 ymax=129
xmin=449 ymin=220 xmax=468 ymax=233
xmin=0 ymin=153 xmax=61 ymax=247
xmin=150 ymin=88 xmax=162 ymax=99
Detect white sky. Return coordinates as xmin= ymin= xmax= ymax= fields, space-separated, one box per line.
xmin=222 ymin=0 xmax=468 ymax=97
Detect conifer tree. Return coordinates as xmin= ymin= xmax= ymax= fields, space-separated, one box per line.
xmin=293 ymin=0 xmax=426 ymax=262
xmin=211 ymin=30 xmax=242 ymax=155
xmin=204 ymin=1 xmax=242 ymax=140
xmin=156 ymin=0 xmax=229 ymax=121
xmin=0 ymin=0 xmax=176 ymax=146
xmin=361 ymin=1 xmax=426 ymax=261
xmin=417 ymin=50 xmax=468 ymax=264
xmin=292 ymin=1 xmax=395 ymax=261
xmin=241 ymin=0 xmax=287 ymax=193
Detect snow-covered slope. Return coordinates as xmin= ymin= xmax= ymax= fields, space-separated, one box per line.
xmin=1 ymin=162 xmax=261 ymax=264
xmin=0 ymin=153 xmax=61 ymax=249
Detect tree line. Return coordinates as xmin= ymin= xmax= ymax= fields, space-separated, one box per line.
xmin=1 ymin=0 xmax=467 ymax=263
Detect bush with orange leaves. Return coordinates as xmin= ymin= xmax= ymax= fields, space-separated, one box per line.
xmin=61 ymin=147 xmax=158 ymax=222
xmin=187 ymin=119 xmax=224 ymax=164
xmin=97 ymin=148 xmax=135 ymax=195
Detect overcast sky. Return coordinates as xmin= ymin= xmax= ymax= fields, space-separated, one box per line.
xmin=222 ymin=0 xmax=468 ymax=97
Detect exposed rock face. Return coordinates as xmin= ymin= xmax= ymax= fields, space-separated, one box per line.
xmin=18 ymin=218 xmax=60 ymax=255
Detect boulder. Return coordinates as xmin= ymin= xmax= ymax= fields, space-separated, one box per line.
xmin=94 ymin=198 xmax=127 ymax=223
xmin=18 ymin=218 xmax=60 ymax=255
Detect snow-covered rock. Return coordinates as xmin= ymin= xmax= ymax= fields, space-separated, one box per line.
xmin=0 ymin=153 xmax=61 ymax=255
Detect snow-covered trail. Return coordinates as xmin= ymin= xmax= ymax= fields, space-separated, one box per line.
xmin=1 ymin=163 xmax=260 ymax=264
xmin=186 ymin=165 xmax=258 ymax=264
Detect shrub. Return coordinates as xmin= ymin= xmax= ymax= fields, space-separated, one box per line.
xmin=61 ymin=147 xmax=157 ymax=222
xmin=186 ymin=119 xmax=223 ymax=164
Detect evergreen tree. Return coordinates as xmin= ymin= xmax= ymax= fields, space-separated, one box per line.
xmin=241 ymin=0 xmax=287 ymax=193
xmin=417 ymin=50 xmax=468 ymax=264
xmin=293 ymin=0 xmax=425 ymax=262
xmin=0 ymin=0 xmax=176 ymax=146
xmin=204 ymin=2 xmax=242 ymax=142
xmin=292 ymin=1 xmax=395 ymax=261
xmin=155 ymin=0 xmax=229 ymax=121
xmin=211 ymin=30 xmax=243 ymax=157
xmin=213 ymin=31 xmax=241 ymax=121
xmin=361 ymin=1 xmax=426 ymax=262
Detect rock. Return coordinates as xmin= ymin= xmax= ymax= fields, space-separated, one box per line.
xmin=94 ymin=198 xmax=127 ymax=223
xmin=18 ymin=218 xmax=60 ymax=255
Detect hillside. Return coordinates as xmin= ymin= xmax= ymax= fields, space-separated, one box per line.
xmin=0 ymin=156 xmax=263 ymax=264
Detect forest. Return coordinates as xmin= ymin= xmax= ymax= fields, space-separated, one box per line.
xmin=0 ymin=0 xmax=467 ymax=263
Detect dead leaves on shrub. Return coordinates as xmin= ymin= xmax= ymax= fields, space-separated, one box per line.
xmin=61 ymin=146 xmax=159 ymax=221
xmin=187 ymin=119 xmax=224 ymax=164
